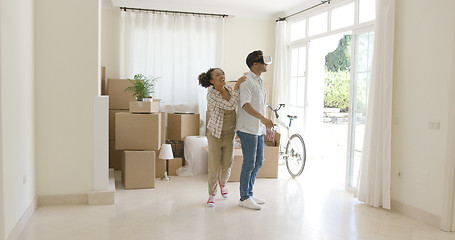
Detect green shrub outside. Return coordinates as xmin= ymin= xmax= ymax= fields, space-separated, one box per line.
xmin=324 ymin=71 xmax=350 ymax=112
xmin=324 ymin=34 xmax=351 ymax=112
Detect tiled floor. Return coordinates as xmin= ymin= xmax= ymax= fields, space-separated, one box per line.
xmin=18 ymin=157 xmax=455 ymax=240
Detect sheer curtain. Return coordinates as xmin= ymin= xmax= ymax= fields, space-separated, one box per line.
xmin=272 ymin=21 xmax=289 ymax=108
xmin=356 ymin=0 xmax=395 ymax=209
xmin=119 ymin=10 xmax=225 ymax=134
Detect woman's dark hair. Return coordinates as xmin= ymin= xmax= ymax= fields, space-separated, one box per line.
xmin=198 ymin=68 xmax=224 ymax=88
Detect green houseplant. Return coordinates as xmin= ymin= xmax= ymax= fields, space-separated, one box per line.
xmin=125 ymin=74 xmax=158 ymax=101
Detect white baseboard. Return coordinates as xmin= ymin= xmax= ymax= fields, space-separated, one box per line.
xmin=7 ymin=197 xmax=37 ymax=240
xmin=391 ymin=199 xmax=440 ymax=228
xmin=38 ymin=171 xmax=116 ymax=206
xmin=38 ymin=193 xmax=88 ymax=206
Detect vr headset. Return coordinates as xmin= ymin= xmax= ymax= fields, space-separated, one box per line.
xmin=253 ymin=55 xmax=272 ymax=65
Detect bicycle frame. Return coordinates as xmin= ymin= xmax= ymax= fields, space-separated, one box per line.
xmin=268 ymin=104 xmax=291 ymax=155
xmin=268 ymin=104 xmax=307 ymax=177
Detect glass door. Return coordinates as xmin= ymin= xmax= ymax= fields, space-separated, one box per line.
xmin=346 ymin=29 xmax=374 ymax=191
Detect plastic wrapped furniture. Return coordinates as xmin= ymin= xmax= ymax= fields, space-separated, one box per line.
xmin=176 ymin=136 xmax=208 ymax=176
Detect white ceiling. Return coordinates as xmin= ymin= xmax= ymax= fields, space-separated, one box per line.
xmin=105 ymin=0 xmax=323 ymax=20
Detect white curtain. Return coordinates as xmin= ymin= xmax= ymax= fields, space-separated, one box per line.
xmin=272 ymin=21 xmax=289 ymax=108
xmin=272 ymin=21 xmax=289 ymax=141
xmin=356 ymin=0 xmax=395 ymax=209
xmin=119 ymin=11 xmax=225 ymax=135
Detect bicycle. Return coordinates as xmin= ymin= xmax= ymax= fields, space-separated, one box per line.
xmin=267 ymin=104 xmax=307 ymax=177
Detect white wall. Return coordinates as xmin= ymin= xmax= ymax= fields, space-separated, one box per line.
xmin=223 ymin=17 xmax=275 ymax=85
xmin=101 ymin=7 xmax=120 ymax=80
xmin=0 ymin=0 xmax=36 ymax=238
xmin=35 ymin=0 xmax=99 ymax=196
xmin=392 ymin=0 xmax=455 ymax=218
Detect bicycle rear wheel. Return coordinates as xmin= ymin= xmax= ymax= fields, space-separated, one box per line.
xmin=285 ymin=134 xmax=306 ymax=177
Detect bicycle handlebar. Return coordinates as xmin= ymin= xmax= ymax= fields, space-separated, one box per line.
xmin=267 ymin=104 xmax=286 ymax=119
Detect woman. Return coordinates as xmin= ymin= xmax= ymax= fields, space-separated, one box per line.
xmin=198 ymin=68 xmax=246 ymax=207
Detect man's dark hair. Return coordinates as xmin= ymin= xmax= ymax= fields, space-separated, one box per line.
xmin=246 ymin=50 xmax=264 ymax=68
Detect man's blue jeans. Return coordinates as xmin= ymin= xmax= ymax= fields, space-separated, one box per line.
xmin=237 ymin=131 xmax=264 ymax=201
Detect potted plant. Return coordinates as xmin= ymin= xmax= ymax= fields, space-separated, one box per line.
xmin=125 ymin=74 xmax=158 ymax=101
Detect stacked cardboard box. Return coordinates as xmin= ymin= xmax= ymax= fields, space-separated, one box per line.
xmin=115 ymin=111 xmax=163 ymax=189
xmin=109 ymin=78 xmax=164 ymax=189
xmin=122 ymin=151 xmax=156 ymax=189
xmin=228 ymin=132 xmax=280 ymax=182
xmin=165 ymin=113 xmax=200 ymax=176
xmin=108 ymin=79 xmax=134 ymax=170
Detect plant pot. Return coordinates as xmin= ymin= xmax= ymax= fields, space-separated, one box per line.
xmin=136 ymin=97 xmax=153 ymax=102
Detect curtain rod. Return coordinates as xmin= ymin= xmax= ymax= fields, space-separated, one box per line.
xmin=120 ymin=7 xmax=228 ymax=18
xmin=276 ymin=0 xmax=331 ymax=22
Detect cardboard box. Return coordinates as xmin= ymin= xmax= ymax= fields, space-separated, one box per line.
xmin=227 ymin=148 xmax=243 ymax=182
xmin=165 ymin=140 xmax=184 ymax=158
xmin=129 ymin=99 xmax=160 ymax=113
xmin=161 ymin=112 xmax=165 ymax=145
xmin=109 ymin=110 xmax=128 ymax=140
xmin=168 ymin=157 xmax=183 ymax=176
xmin=121 ymin=151 xmax=155 ymax=189
xmin=115 ymin=112 xmax=161 ymax=150
xmin=108 ymin=79 xmax=135 ymax=110
xmin=227 ymin=146 xmax=278 ymax=182
xmin=167 ymin=113 xmax=200 ymax=141
xmin=257 ymin=146 xmax=279 ymax=178
xmin=227 ymin=132 xmax=281 ymax=182
xmin=109 ymin=141 xmax=122 ymax=170
xmin=101 ymin=66 xmax=107 ymax=95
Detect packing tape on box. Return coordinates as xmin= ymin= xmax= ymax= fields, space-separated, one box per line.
xmin=176 ymin=136 xmax=208 ymax=176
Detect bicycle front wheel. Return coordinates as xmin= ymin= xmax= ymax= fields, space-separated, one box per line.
xmin=285 ymin=134 xmax=306 ymax=177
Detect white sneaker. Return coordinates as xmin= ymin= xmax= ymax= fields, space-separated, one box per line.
xmin=219 ymin=181 xmax=228 ymax=198
xmin=206 ymin=195 xmax=215 ymax=207
xmin=251 ymin=196 xmax=265 ymax=204
xmin=239 ymin=197 xmax=261 ymax=210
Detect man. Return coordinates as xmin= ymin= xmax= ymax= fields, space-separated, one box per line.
xmin=236 ymin=50 xmax=274 ymax=210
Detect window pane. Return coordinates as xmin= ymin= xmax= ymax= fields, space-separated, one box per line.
xmin=290 ymin=20 xmax=306 ymax=41
xmin=355 ymin=33 xmax=369 ymax=72
xmin=355 ymin=72 xmax=369 ymax=113
xmin=297 ymin=77 xmax=306 ymax=106
xmin=367 ymin=32 xmax=375 ymax=71
xmin=291 ymin=48 xmax=299 ymax=76
xmin=331 ymin=3 xmax=355 ymax=30
xmin=359 ymin=0 xmax=375 ymax=23
xmin=289 ymin=77 xmax=298 ymax=105
xmin=309 ymin=12 xmax=328 ymax=36
xmin=298 ymin=47 xmax=306 ymax=76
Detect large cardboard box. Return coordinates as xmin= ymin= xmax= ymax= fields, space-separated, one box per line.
xmin=227 ymin=148 xmax=243 ymax=182
xmin=155 ymin=148 xmax=166 ymax=178
xmin=167 ymin=113 xmax=200 ymax=141
xmin=168 ymin=157 xmax=183 ymax=176
xmin=108 ymin=79 xmax=135 ymax=110
xmin=122 ymin=151 xmax=155 ymax=189
xmin=101 ymin=66 xmax=107 ymax=95
xmin=227 ymin=132 xmax=281 ymax=182
xmin=109 ymin=110 xmax=128 ymax=140
xmin=160 ymin=112 xmax=165 ymax=145
xmin=109 ymin=141 xmax=122 ymax=170
xmin=129 ymin=100 xmax=160 ymax=113
xmin=227 ymin=146 xmax=278 ymax=182
xmin=115 ymin=112 xmax=161 ymax=150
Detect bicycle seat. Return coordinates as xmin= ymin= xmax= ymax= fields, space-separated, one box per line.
xmin=287 ymin=115 xmax=298 ymax=121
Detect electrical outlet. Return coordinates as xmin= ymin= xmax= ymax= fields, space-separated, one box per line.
xmin=397 ymin=169 xmax=403 ymax=178
xmin=428 ymin=121 xmax=440 ymax=130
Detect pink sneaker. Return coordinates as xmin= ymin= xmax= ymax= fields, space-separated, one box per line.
xmin=219 ymin=181 xmax=228 ymax=198
xmin=206 ymin=195 xmax=215 ymax=207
